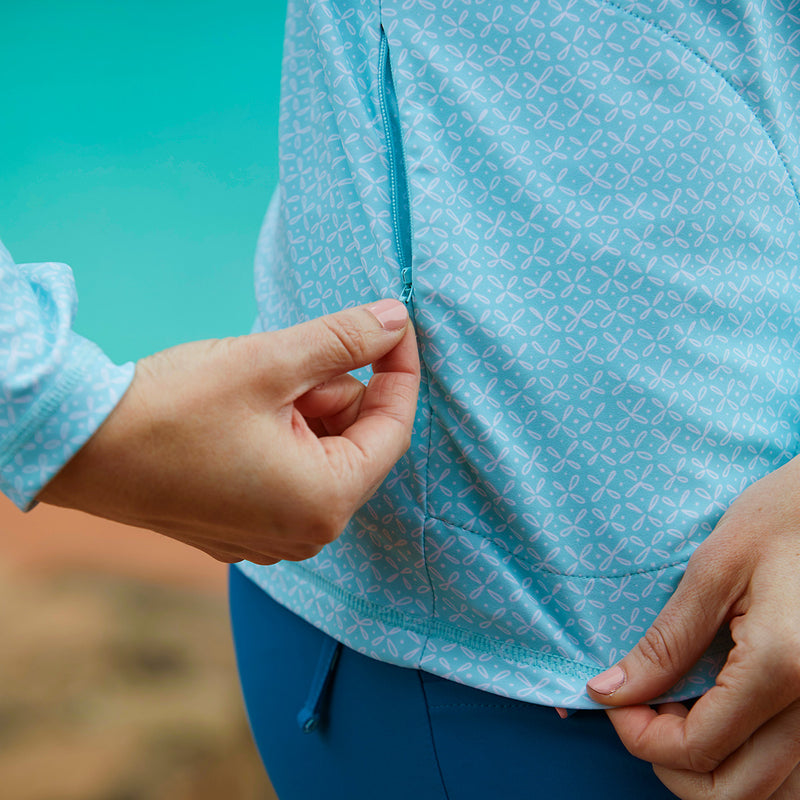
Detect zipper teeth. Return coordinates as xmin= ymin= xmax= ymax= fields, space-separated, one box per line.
xmin=378 ymin=30 xmax=413 ymax=303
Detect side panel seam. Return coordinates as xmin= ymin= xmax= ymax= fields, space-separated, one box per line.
xmin=601 ymin=0 xmax=800 ymax=208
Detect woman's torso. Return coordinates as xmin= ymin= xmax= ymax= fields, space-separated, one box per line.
xmin=238 ymin=0 xmax=800 ymax=706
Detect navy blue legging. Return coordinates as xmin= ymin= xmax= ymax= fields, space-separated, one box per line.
xmin=229 ymin=566 xmax=678 ymax=800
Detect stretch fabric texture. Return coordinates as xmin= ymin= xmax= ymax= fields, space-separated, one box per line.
xmin=230 ymin=566 xmax=680 ymax=800
xmin=237 ymin=0 xmax=800 ymax=708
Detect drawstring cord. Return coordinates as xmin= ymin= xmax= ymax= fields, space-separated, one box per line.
xmin=297 ymin=637 xmax=342 ymax=734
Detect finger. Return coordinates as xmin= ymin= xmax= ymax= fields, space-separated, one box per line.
xmin=369 ymin=305 xmax=422 ymax=382
xmin=266 ymin=299 xmax=410 ymax=396
xmin=322 ymin=321 xmax=419 ymax=500
xmin=295 ymin=374 xmax=366 ymax=435
xmin=608 ymin=704 xmax=713 ymax=773
xmin=154 ymin=520 xmax=319 ymax=564
xmin=607 ymin=607 xmax=800 ymax=771
xmin=658 ymin=702 xmax=690 ymax=719
xmin=586 ymin=543 xmax=740 ymax=707
xmin=651 ymin=700 xmax=800 ymax=800
xmin=169 ymin=536 xmax=280 ymax=566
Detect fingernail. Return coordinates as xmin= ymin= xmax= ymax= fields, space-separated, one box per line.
xmin=555 ymin=707 xmax=569 ymax=719
xmin=368 ymin=298 xmax=408 ymax=331
xmin=587 ymin=665 xmax=626 ymax=696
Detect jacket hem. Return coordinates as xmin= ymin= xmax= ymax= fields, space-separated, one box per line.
xmin=0 ymin=339 xmax=134 ymax=510
xmin=235 ymin=560 xmax=730 ymax=708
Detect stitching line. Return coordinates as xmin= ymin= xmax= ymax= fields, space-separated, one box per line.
xmin=426 ymin=512 xmax=693 ymax=579
xmin=262 ymin=559 xmax=732 ymax=676
xmin=418 ymin=671 xmax=453 ymax=800
xmin=426 ymin=702 xmax=527 ymax=712
xmin=600 ymin=0 xmax=800 ymax=209
xmin=287 ymin=561 xmax=603 ymax=677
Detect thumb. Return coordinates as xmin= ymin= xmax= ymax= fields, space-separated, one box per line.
xmin=269 ymin=299 xmax=410 ymax=395
xmin=586 ymin=556 xmax=734 ymax=706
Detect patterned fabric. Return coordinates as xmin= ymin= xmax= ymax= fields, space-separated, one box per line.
xmin=0 ymin=240 xmax=134 ymax=509
xmin=238 ymin=0 xmax=800 ymax=707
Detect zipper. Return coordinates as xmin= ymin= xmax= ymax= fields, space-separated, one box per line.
xmin=378 ymin=27 xmax=413 ymax=304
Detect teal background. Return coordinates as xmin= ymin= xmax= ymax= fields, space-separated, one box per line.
xmin=1 ymin=0 xmax=286 ymax=364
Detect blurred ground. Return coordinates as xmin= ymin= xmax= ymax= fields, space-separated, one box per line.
xmin=0 ymin=497 xmax=278 ymax=800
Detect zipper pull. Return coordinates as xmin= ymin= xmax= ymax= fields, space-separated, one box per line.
xmin=399 ymin=266 xmax=413 ymax=304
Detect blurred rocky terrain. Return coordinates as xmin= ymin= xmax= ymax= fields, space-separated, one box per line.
xmin=0 ymin=499 xmax=277 ymax=800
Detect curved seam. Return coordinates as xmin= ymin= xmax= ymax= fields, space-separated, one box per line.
xmin=417 ymin=671 xmax=453 ymax=800
xmin=600 ymin=0 xmax=800 ymax=209
xmin=426 ymin=511 xmax=693 ymax=579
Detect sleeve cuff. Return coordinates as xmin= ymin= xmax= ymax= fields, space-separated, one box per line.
xmin=0 ymin=333 xmax=135 ymax=510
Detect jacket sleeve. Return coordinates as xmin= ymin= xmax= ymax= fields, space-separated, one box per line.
xmin=0 ymin=239 xmax=135 ymax=510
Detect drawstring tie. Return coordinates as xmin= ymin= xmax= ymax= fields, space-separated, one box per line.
xmin=297 ymin=637 xmax=342 ymax=734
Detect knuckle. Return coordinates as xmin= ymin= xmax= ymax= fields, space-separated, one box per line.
xmin=686 ymin=540 xmax=742 ymax=601
xmin=637 ymin=621 xmax=682 ymax=673
xmin=303 ymin=501 xmax=349 ymax=547
xmin=249 ymin=556 xmax=279 ymax=567
xmin=684 ymin=738 xmax=723 ymax=774
xmin=320 ymin=315 xmax=370 ymax=366
xmin=319 ymin=506 xmax=349 ymax=545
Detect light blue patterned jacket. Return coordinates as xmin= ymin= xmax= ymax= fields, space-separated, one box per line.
xmin=3 ymin=0 xmax=800 ymax=708
xmin=237 ymin=0 xmax=800 ymax=707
